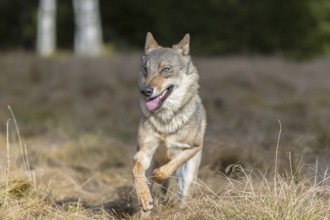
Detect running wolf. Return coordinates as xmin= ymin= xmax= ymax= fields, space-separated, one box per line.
xmin=132 ymin=32 xmax=206 ymax=214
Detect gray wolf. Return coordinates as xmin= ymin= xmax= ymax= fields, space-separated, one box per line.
xmin=132 ymin=32 xmax=206 ymax=214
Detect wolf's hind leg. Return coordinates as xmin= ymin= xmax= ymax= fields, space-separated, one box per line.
xmin=160 ymin=179 xmax=169 ymax=195
xmin=175 ymin=151 xmax=202 ymax=199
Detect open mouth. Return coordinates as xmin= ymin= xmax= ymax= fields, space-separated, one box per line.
xmin=145 ymin=85 xmax=173 ymax=111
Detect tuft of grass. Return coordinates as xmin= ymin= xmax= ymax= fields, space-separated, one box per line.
xmin=0 ymin=107 xmax=117 ymax=219
xmin=142 ymin=166 xmax=330 ymax=220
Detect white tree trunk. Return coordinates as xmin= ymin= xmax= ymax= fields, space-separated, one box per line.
xmin=73 ymin=0 xmax=103 ymax=56
xmin=36 ymin=0 xmax=57 ymax=57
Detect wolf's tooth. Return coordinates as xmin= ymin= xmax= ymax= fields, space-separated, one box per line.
xmin=160 ymin=89 xmax=166 ymax=98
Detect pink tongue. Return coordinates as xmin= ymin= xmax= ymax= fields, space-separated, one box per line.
xmin=146 ymin=96 xmax=161 ymax=111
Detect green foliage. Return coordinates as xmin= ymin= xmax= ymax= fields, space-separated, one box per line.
xmin=101 ymin=0 xmax=330 ymax=57
xmin=0 ymin=0 xmax=38 ymax=50
xmin=56 ymin=1 xmax=74 ymax=49
xmin=0 ymin=0 xmax=330 ymax=56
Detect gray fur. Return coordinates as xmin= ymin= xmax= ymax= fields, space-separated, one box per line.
xmin=132 ymin=33 xmax=206 ymax=213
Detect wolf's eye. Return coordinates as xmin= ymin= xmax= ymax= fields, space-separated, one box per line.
xmin=143 ymin=66 xmax=148 ymax=76
xmin=162 ymin=66 xmax=172 ymax=73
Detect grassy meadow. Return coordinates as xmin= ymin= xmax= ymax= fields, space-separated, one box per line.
xmin=0 ymin=52 xmax=330 ymax=219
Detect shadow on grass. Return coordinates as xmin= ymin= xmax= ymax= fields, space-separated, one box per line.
xmin=55 ymin=185 xmax=138 ymax=218
xmin=98 ymin=185 xmax=138 ymax=217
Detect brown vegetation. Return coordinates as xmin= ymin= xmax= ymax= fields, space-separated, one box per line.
xmin=0 ymin=52 xmax=330 ymax=219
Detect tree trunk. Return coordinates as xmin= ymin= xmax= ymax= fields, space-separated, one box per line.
xmin=73 ymin=0 xmax=103 ymax=56
xmin=36 ymin=0 xmax=57 ymax=57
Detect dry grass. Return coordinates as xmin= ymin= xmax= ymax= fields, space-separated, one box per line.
xmin=0 ymin=119 xmax=114 ymax=219
xmin=2 ymin=138 xmax=329 ymax=220
xmin=144 ymin=169 xmax=330 ymax=220
xmin=190 ymin=172 xmax=329 ymax=220
xmin=0 ymin=52 xmax=330 ymax=219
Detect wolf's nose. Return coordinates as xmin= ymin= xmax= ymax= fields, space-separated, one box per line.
xmin=141 ymin=86 xmax=154 ymax=97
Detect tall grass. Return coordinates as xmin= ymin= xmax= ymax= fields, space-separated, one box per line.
xmin=145 ymin=119 xmax=330 ymax=219
xmin=0 ymin=108 xmax=113 ymax=219
xmin=134 ymin=165 xmax=330 ymax=220
xmin=187 ymin=169 xmax=329 ymax=220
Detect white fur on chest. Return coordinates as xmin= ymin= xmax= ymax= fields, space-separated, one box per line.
xmin=165 ymin=137 xmax=192 ymax=159
xmin=153 ymin=137 xmax=191 ymax=164
xmin=148 ymin=97 xmax=198 ymax=134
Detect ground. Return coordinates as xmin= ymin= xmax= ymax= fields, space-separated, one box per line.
xmin=0 ymin=53 xmax=329 ymax=219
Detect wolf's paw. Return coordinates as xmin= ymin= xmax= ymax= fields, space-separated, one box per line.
xmin=139 ymin=191 xmax=154 ymax=212
xmin=153 ymin=168 xmax=168 ymax=183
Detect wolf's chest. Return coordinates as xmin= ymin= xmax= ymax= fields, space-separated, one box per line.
xmin=154 ymin=138 xmax=191 ymax=164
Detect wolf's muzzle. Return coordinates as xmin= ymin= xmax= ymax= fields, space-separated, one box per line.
xmin=141 ymin=85 xmax=154 ymax=97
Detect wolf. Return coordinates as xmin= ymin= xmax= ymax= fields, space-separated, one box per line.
xmin=132 ymin=32 xmax=206 ymax=214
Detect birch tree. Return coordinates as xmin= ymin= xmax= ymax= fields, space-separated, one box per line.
xmin=36 ymin=0 xmax=57 ymax=56
xmin=73 ymin=0 xmax=103 ymax=56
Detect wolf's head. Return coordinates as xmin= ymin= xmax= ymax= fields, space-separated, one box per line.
xmin=138 ymin=32 xmax=199 ymax=115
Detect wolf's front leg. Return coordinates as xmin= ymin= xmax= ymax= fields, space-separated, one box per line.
xmin=133 ymin=140 xmax=158 ymax=212
xmin=153 ymin=144 xmax=202 ymax=183
xmin=132 ymin=160 xmax=154 ymax=211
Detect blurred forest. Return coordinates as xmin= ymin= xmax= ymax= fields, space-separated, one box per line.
xmin=1 ymin=0 xmax=330 ymax=57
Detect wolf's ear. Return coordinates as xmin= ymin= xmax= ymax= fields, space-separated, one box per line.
xmin=145 ymin=32 xmax=160 ymax=54
xmin=173 ymin=34 xmax=190 ymax=55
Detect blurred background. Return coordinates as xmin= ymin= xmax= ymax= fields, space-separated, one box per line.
xmin=0 ymin=1 xmax=330 ymax=215
xmin=1 ymin=0 xmax=330 ymax=57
